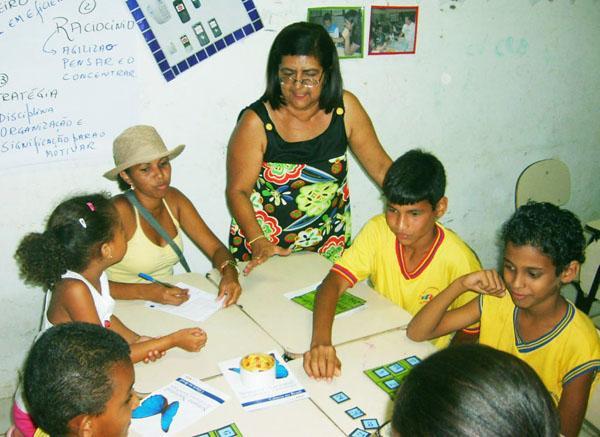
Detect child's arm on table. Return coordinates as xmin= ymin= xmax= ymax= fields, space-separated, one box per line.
xmin=109 ymin=280 xmax=189 ymax=306
xmin=109 ymin=315 xmax=206 ymax=364
xmin=407 ymin=270 xmax=505 ymax=341
xmin=558 ymin=372 xmax=594 ymax=437
xmin=303 ymin=272 xmax=349 ymax=381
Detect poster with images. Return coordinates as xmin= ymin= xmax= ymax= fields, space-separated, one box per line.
xmin=368 ymin=6 xmax=418 ymax=55
xmin=307 ymin=7 xmax=364 ymax=59
xmin=125 ymin=0 xmax=263 ymax=81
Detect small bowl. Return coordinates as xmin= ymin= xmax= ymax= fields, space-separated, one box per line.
xmin=240 ymin=353 xmax=276 ymax=388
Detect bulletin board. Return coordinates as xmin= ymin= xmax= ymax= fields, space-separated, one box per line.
xmin=125 ymin=0 xmax=263 ymax=81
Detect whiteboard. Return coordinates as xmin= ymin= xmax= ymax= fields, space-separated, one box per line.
xmin=0 ymin=0 xmax=140 ymax=170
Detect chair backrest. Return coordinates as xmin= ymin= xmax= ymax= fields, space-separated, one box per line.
xmin=515 ymin=159 xmax=571 ymax=208
xmin=580 ymin=239 xmax=600 ymax=294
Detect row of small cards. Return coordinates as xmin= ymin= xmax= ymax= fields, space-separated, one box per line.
xmin=327 ymin=356 xmax=422 ymax=436
xmin=329 ymin=391 xmax=381 ymax=437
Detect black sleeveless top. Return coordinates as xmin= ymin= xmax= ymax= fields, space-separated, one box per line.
xmin=229 ymin=99 xmax=352 ymax=263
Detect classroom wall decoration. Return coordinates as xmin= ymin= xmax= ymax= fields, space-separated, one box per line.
xmin=369 ymin=6 xmax=418 ymax=55
xmin=125 ymin=0 xmax=263 ymax=81
xmin=307 ymin=7 xmax=364 ymax=59
xmin=0 ymin=1 xmax=140 ymax=171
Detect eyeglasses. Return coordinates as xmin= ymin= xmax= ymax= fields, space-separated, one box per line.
xmin=279 ymin=73 xmax=323 ymax=88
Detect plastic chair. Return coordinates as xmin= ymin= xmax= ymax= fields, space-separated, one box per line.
xmin=515 ymin=159 xmax=570 ymax=208
xmin=574 ymin=238 xmax=600 ymax=319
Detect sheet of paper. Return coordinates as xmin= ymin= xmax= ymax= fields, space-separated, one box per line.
xmin=218 ymin=351 xmax=308 ymax=411
xmin=130 ymin=374 xmax=229 ymax=436
xmin=284 ymin=283 xmax=367 ymax=319
xmin=145 ymin=282 xmax=224 ymax=322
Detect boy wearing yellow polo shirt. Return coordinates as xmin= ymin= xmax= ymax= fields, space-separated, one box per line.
xmin=303 ymin=150 xmax=480 ymax=380
xmin=407 ymin=202 xmax=600 ymax=437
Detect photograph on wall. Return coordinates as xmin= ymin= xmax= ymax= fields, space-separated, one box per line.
xmin=368 ymin=6 xmax=418 ymax=55
xmin=307 ymin=7 xmax=364 ymax=59
xmin=125 ymin=0 xmax=263 ymax=81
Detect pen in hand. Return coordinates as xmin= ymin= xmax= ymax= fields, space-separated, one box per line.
xmin=138 ymin=272 xmax=176 ymax=288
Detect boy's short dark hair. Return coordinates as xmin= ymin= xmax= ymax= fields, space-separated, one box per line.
xmin=501 ymin=201 xmax=585 ymax=274
xmin=393 ymin=344 xmax=559 ymax=437
xmin=24 ymin=322 xmax=131 ymax=436
xmin=383 ymin=149 xmax=446 ymax=208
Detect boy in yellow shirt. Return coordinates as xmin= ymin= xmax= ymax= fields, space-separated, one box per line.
xmin=408 ymin=202 xmax=600 ymax=437
xmin=303 ymin=150 xmax=481 ymax=380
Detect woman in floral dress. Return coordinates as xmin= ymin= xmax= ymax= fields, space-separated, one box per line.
xmin=226 ymin=22 xmax=391 ymax=273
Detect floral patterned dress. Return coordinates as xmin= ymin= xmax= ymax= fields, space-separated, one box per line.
xmin=229 ymin=99 xmax=351 ymax=263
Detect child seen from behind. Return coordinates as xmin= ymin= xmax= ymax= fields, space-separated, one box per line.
xmin=23 ymin=322 xmax=136 ymax=437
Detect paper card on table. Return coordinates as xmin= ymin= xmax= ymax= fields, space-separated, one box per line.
xmin=218 ymin=351 xmax=308 ymax=411
xmin=130 ymin=374 xmax=228 ymax=436
xmin=364 ymin=355 xmax=422 ymax=399
xmin=145 ymin=282 xmax=224 ymax=322
xmin=284 ymin=284 xmax=367 ymax=318
xmin=192 ymin=422 xmax=243 ymax=437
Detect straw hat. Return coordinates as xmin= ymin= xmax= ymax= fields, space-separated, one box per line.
xmin=103 ymin=125 xmax=185 ymax=180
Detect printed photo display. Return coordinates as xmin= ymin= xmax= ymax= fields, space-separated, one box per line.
xmin=369 ymin=6 xmax=419 ymax=55
xmin=307 ymin=7 xmax=365 ymax=59
xmin=126 ymin=0 xmax=263 ymax=81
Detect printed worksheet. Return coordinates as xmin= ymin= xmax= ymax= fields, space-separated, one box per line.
xmin=145 ymin=282 xmax=224 ymax=322
xmin=130 ymin=374 xmax=228 ymax=436
xmin=285 ymin=283 xmax=367 ymax=319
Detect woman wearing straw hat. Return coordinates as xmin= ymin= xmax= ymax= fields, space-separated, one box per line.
xmin=104 ymin=125 xmax=241 ymax=306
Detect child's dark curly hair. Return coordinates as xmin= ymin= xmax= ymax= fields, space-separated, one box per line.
xmin=15 ymin=193 xmax=119 ymax=290
xmin=501 ymin=202 xmax=585 ymax=275
xmin=24 ymin=322 xmax=131 ymax=437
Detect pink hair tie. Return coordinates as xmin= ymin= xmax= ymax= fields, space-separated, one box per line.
xmin=86 ymin=202 xmax=95 ymax=212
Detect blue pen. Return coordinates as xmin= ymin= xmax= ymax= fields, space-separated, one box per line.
xmin=138 ymin=273 xmax=176 ymax=288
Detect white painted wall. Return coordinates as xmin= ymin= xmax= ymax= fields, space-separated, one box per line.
xmin=1 ymin=0 xmax=599 ymax=399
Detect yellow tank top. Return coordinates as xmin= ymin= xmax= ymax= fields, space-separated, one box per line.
xmin=107 ymin=199 xmax=183 ymax=283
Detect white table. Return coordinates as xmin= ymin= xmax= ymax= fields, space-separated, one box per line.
xmin=288 ymin=328 xmax=437 ymax=435
xmin=117 ymin=254 xmax=431 ymax=436
xmin=230 ymin=252 xmax=413 ymax=354
xmin=114 ymin=273 xmax=283 ymax=392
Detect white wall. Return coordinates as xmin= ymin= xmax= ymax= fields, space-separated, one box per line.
xmin=1 ymin=0 xmax=599 ymax=398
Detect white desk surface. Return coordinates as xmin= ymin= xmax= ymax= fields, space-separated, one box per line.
xmin=288 ymin=329 xmax=437 ymax=435
xmin=233 ymin=252 xmax=412 ymax=354
xmin=114 ymin=273 xmax=282 ymax=392
xmin=129 ymin=374 xmax=345 ymax=437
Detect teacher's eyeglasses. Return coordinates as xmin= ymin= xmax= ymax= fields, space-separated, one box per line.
xmin=279 ymin=73 xmax=322 ymax=88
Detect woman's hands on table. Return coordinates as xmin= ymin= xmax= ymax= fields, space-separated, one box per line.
xmin=150 ymin=283 xmax=190 ymax=305
xmin=242 ymin=237 xmax=292 ymax=275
